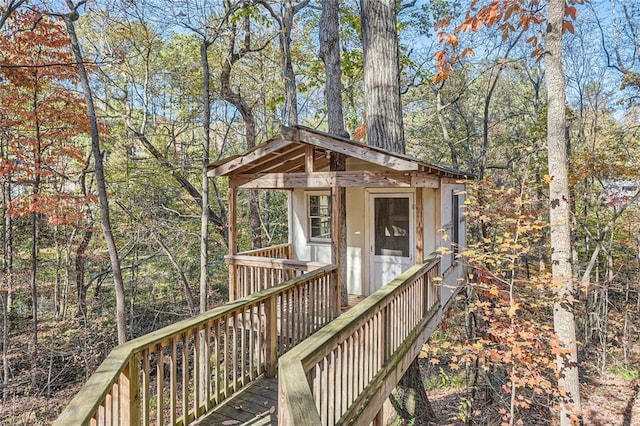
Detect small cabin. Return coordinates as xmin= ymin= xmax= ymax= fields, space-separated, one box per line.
xmin=55 ymin=125 xmax=473 ymax=426
xmin=209 ymin=125 xmax=470 ymax=304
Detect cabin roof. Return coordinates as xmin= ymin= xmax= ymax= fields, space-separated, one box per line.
xmin=208 ymin=125 xmax=472 ymax=180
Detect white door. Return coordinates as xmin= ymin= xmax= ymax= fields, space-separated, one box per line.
xmin=369 ymin=193 xmax=414 ymax=293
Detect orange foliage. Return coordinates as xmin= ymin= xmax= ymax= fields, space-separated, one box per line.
xmin=427 ymin=180 xmax=568 ymax=423
xmin=0 ymin=10 xmax=92 ymax=226
xmin=433 ymin=0 xmax=583 ymax=83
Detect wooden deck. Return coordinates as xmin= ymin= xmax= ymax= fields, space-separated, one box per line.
xmin=193 ymin=377 xmax=278 ymax=426
xmin=193 ymin=295 xmax=364 ymax=426
xmin=53 ymin=251 xmax=444 ymax=426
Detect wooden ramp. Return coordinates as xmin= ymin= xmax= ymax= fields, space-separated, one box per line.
xmin=193 ymin=377 xmax=278 ymax=426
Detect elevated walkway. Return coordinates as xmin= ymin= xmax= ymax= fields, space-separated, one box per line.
xmin=54 ymin=247 xmax=444 ymax=426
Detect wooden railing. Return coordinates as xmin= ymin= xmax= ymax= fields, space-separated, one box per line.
xmin=278 ymin=254 xmax=440 ymax=426
xmin=226 ymin=244 xmax=327 ymax=300
xmin=238 ymin=243 xmax=292 ymax=259
xmin=54 ymin=264 xmax=338 ymax=426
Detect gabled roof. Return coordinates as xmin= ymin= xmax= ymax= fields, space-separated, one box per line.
xmin=207 ymin=125 xmax=471 ymax=180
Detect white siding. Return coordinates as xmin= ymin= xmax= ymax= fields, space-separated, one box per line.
xmin=290 ymin=187 xmax=366 ymax=295
xmin=289 ymin=178 xmax=468 ymax=301
xmin=439 ymin=181 xmax=467 ymax=307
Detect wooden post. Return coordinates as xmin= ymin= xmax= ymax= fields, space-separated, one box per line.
xmin=120 ymin=354 xmax=140 ymax=426
xmin=373 ymin=408 xmax=384 ymax=426
xmin=264 ymin=296 xmax=278 ymax=378
xmin=331 ymin=184 xmax=344 ymax=315
xmin=305 ymin=145 xmax=315 ymax=173
xmin=415 ymin=187 xmax=424 ymax=264
xmin=229 ymin=187 xmax=238 ymax=301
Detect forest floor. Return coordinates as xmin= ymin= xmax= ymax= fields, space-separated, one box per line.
xmin=1 ymin=364 xmax=639 ymax=425
xmin=427 ymin=368 xmax=640 ymax=425
xmin=1 ymin=321 xmax=638 ymax=425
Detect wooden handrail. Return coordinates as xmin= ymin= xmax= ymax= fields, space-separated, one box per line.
xmin=237 ymin=242 xmax=292 ymax=258
xmin=225 ymin=253 xmax=327 ymax=300
xmin=55 ymin=264 xmax=338 ymax=426
xmin=278 ymin=254 xmax=441 ymax=426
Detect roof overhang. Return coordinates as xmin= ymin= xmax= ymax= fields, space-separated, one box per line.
xmin=207 ymin=125 xmax=472 ymax=189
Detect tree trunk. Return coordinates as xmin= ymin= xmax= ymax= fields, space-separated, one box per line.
xmin=1 ymin=138 xmax=11 ymax=400
xmin=220 ymin=14 xmax=262 ymax=249
xmin=390 ymin=361 xmax=438 ymax=424
xmin=200 ymin=39 xmax=211 ymax=314
xmin=360 ymin=0 xmax=404 ymax=153
xmin=64 ymin=5 xmax=128 ymax=344
xmin=320 ymin=0 xmax=349 ymax=307
xmin=546 ymin=1 xmax=581 ymax=423
xmin=30 ymin=80 xmax=41 ymax=392
xmin=1 ymin=135 xmax=12 ymax=314
xmin=320 ymin=0 xmax=346 ymax=138
xmin=2 ymin=290 xmax=8 ymax=402
xmin=280 ymin=0 xmax=299 ymax=125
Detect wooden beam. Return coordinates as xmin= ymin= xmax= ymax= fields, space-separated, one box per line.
xmin=230 ymin=171 xmax=439 ymax=189
xmin=305 ymin=145 xmax=315 ymax=172
xmin=240 ymin=145 xmax=306 ymax=175
xmin=207 ymin=137 xmax=293 ymax=176
xmin=297 ymin=128 xmax=419 ymax=171
xmin=415 ymin=187 xmax=424 ymax=264
xmin=331 ymin=185 xmax=344 ymax=314
xmin=228 ymin=187 xmax=237 ymax=301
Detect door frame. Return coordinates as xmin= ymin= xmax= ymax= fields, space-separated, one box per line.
xmin=365 ymin=189 xmax=415 ymax=295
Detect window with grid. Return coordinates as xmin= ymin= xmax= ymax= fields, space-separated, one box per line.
xmin=308 ymin=193 xmax=331 ymax=241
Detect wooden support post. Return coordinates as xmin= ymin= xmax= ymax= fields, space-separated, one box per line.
xmin=305 ymin=145 xmax=315 ymax=173
xmin=330 ymin=152 xmax=348 ymax=307
xmin=416 ymin=187 xmax=424 ymax=264
xmin=373 ymin=408 xmax=384 ymax=426
xmin=120 ymin=354 xmax=140 ymax=426
xmin=331 ymin=184 xmax=344 ymax=314
xmin=264 ymin=296 xmax=278 ymax=378
xmin=229 ymin=187 xmax=238 ymax=301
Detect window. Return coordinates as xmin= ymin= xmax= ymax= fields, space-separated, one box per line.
xmin=308 ymin=193 xmax=331 ymax=241
xmin=374 ymin=197 xmax=410 ymax=257
xmin=451 ymin=191 xmax=461 ymax=256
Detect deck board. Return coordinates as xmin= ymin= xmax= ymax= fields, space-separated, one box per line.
xmin=193 ymin=377 xmax=278 ymax=426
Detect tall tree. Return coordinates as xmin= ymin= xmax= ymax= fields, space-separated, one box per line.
xmin=435 ymin=0 xmax=584 ymax=423
xmin=62 ymin=0 xmax=129 ymax=344
xmin=319 ymin=0 xmax=348 ymax=306
xmin=259 ymin=0 xmax=309 ymax=126
xmin=0 ymin=8 xmax=90 ymax=388
xmin=220 ymin=4 xmax=271 ymax=249
xmin=361 ymin=0 xmax=405 ymax=153
xmin=547 ymin=0 xmax=581 ymax=422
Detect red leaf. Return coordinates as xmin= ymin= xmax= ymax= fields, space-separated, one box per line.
xmin=565 ymin=6 xmax=578 ymax=19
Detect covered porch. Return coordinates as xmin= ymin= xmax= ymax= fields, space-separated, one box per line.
xmin=214 ymin=125 xmax=469 ymax=302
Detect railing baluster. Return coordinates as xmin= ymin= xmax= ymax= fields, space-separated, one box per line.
xmin=194 ymin=329 xmax=200 ymax=417
xmin=170 ymin=340 xmax=177 ymax=424
xmin=142 ymin=349 xmax=150 ymax=426
xmin=182 ymin=333 xmax=188 ymax=425
xmin=157 ymin=345 xmax=164 ymax=426
xmin=212 ymin=320 xmax=219 ymax=405
xmin=204 ymin=325 xmax=211 ymax=412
